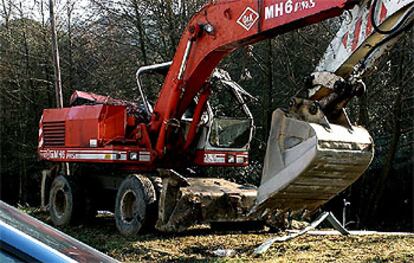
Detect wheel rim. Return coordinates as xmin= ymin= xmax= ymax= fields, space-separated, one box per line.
xmin=120 ymin=190 xmax=137 ymax=224
xmin=54 ymin=188 xmax=66 ymax=219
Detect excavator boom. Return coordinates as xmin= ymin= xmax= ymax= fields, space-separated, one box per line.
xmin=149 ymin=0 xmax=359 ymax=156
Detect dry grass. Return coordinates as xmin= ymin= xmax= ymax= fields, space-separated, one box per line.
xmin=40 ymin=214 xmax=414 ymax=263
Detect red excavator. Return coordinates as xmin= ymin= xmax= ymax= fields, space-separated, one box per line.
xmin=38 ymin=0 xmax=413 ymax=235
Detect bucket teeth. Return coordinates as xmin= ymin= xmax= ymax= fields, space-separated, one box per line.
xmin=252 ymin=109 xmax=374 ymax=216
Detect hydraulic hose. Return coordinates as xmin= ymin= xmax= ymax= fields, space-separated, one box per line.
xmin=371 ymin=0 xmax=414 ymax=35
xmin=359 ymin=0 xmax=414 ymax=69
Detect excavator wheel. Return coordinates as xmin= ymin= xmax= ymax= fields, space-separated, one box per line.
xmin=115 ymin=175 xmax=157 ymax=236
xmin=49 ymin=175 xmax=84 ymax=226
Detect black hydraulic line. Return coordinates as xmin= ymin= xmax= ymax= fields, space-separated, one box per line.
xmin=371 ymin=0 xmax=414 ymax=35
xmin=359 ymin=0 xmax=414 ymax=70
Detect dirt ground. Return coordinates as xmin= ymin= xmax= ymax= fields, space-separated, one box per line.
xmin=38 ymin=214 xmax=414 ymax=263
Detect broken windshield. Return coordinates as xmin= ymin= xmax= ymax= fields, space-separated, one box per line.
xmin=209 ymin=118 xmax=252 ymax=148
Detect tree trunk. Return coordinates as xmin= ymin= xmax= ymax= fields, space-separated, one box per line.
xmin=17 ymin=1 xmax=29 ymax=203
xmin=358 ymin=93 xmax=369 ymax=127
xmin=67 ymin=0 xmax=74 ymax=89
xmin=49 ymin=0 xmax=64 ymax=108
xmin=41 ymin=0 xmax=54 ymax=107
xmin=166 ymin=0 xmax=178 ymax=56
xmin=132 ymin=0 xmax=148 ymax=65
xmin=1 ymin=0 xmax=11 ymax=30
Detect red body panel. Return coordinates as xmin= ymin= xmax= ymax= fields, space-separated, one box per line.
xmin=41 ymin=105 xmax=126 ymax=148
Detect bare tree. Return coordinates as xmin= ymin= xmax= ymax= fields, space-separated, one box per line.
xmin=49 ymin=0 xmax=63 ymax=108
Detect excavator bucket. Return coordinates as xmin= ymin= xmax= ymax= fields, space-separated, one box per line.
xmin=252 ymin=109 xmax=374 ymax=216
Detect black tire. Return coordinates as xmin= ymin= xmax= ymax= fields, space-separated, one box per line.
xmin=115 ymin=175 xmax=156 ymax=236
xmin=49 ymin=175 xmax=82 ymax=226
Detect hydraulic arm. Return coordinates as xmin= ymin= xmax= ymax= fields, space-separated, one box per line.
xmin=254 ymin=0 xmax=414 ymax=215
xmin=149 ymin=0 xmax=359 ymax=157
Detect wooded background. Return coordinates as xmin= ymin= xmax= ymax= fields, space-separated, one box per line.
xmin=0 ymin=0 xmax=412 ymax=231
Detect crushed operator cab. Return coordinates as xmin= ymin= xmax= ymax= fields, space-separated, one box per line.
xmin=136 ymin=63 xmax=256 ymax=167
